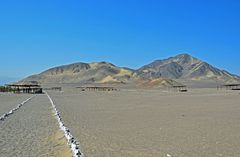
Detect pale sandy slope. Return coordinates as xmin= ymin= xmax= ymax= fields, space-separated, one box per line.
xmin=49 ymin=88 xmax=240 ymax=157
xmin=0 ymin=94 xmax=71 ymax=157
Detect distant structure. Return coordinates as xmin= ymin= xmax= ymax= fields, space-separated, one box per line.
xmin=172 ymin=85 xmax=188 ymax=92
xmin=4 ymin=83 xmax=43 ymax=94
xmin=221 ymin=84 xmax=240 ymax=90
xmin=44 ymin=87 xmax=62 ymax=91
xmin=76 ymin=86 xmax=118 ymax=91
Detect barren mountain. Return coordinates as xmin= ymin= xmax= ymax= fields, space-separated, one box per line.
xmin=23 ymin=62 xmax=136 ymax=84
xmin=22 ymin=53 xmax=240 ymax=87
xmin=137 ymin=53 xmax=240 ymax=83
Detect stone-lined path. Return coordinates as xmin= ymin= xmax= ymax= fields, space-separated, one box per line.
xmin=0 ymin=94 xmax=30 ymax=116
xmin=0 ymin=94 xmax=71 ymax=157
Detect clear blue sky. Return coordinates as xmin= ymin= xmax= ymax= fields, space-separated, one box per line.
xmin=0 ymin=0 xmax=239 ymax=84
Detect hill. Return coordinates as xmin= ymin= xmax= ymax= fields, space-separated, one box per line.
xmin=137 ymin=54 xmax=240 ymax=83
xmin=21 ymin=53 xmax=240 ymax=87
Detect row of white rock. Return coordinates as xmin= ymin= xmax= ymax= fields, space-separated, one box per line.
xmin=0 ymin=96 xmax=34 ymax=122
xmin=46 ymin=92 xmax=84 ymax=157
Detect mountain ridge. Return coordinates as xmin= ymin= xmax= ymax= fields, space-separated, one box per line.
xmin=21 ymin=53 xmax=240 ymax=87
xmin=137 ymin=53 xmax=239 ymax=81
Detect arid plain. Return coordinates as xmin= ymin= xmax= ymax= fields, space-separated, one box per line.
xmin=48 ymin=87 xmax=240 ymax=157
xmin=2 ymin=86 xmax=239 ymax=157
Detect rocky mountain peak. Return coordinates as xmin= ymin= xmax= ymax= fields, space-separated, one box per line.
xmin=137 ymin=53 xmax=239 ymax=81
xmin=171 ymin=53 xmax=200 ymax=66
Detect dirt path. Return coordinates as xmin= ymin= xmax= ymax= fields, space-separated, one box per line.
xmin=0 ymin=94 xmax=71 ymax=157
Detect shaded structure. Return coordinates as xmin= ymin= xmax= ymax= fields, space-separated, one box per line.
xmin=5 ymin=84 xmax=43 ymax=94
xmin=172 ymin=85 xmax=188 ymax=92
xmin=221 ymin=84 xmax=240 ymax=90
xmin=76 ymin=86 xmax=118 ymax=91
xmin=44 ymin=87 xmax=62 ymax=91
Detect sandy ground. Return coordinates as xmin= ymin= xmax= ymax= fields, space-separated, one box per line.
xmin=48 ymin=88 xmax=240 ymax=157
xmin=0 ymin=94 xmax=71 ymax=157
xmin=0 ymin=93 xmax=30 ymax=116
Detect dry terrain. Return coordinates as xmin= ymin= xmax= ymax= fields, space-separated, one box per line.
xmin=0 ymin=94 xmax=71 ymax=157
xmin=48 ymin=88 xmax=240 ymax=157
xmin=0 ymin=93 xmax=30 ymax=115
xmin=1 ymin=88 xmax=240 ymax=157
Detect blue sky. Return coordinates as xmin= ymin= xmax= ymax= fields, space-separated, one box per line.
xmin=0 ymin=0 xmax=239 ymax=84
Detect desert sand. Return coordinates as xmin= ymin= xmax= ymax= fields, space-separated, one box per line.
xmin=48 ymin=87 xmax=240 ymax=157
xmin=1 ymin=87 xmax=240 ymax=157
xmin=0 ymin=93 xmax=30 ymax=116
xmin=0 ymin=94 xmax=71 ymax=157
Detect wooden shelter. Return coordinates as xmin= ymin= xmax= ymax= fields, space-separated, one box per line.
xmin=5 ymin=84 xmax=43 ymax=94
xmin=76 ymin=86 xmax=117 ymax=91
xmin=221 ymin=84 xmax=240 ymax=90
xmin=172 ymin=85 xmax=188 ymax=92
xmin=44 ymin=87 xmax=62 ymax=91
